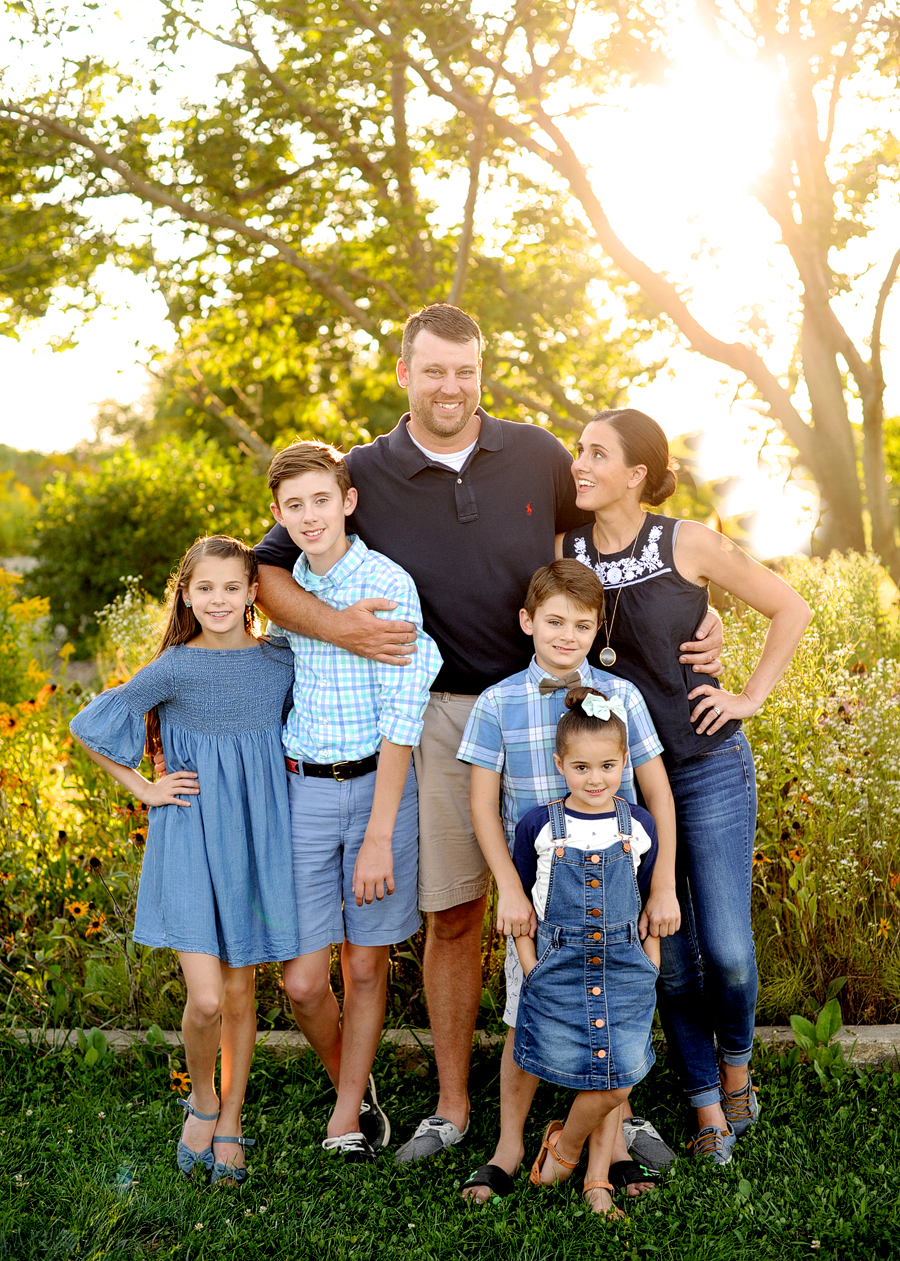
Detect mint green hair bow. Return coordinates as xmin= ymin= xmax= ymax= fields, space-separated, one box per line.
xmin=582 ymin=693 xmax=628 ymax=724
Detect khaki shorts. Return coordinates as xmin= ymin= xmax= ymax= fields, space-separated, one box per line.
xmin=413 ymin=692 xmax=492 ymax=913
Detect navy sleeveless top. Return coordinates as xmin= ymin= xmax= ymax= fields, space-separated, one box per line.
xmin=562 ymin=514 xmax=740 ymax=767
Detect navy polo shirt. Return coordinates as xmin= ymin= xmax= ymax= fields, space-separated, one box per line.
xmin=255 ymin=409 xmax=589 ymax=695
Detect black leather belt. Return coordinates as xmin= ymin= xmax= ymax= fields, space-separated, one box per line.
xmin=285 ymin=755 xmax=377 ymax=782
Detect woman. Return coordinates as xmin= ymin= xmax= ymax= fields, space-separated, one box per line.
xmin=557 ymin=408 xmax=810 ymax=1163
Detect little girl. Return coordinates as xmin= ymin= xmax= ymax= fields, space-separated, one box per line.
xmin=512 ymin=687 xmax=660 ymax=1219
xmin=70 ymin=535 xmax=298 ymax=1185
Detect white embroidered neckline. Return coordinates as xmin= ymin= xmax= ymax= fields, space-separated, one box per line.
xmin=573 ymin=524 xmax=665 ymax=587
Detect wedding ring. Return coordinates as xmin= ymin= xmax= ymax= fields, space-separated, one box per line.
xmin=714 ymin=706 xmax=721 ymax=716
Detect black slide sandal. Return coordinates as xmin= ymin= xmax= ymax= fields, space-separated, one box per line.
xmin=608 ymin=1160 xmax=661 ymax=1189
xmin=461 ymin=1164 xmax=516 ymax=1200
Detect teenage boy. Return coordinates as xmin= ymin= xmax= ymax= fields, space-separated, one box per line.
xmin=456 ymin=559 xmax=679 ymax=1201
xmin=270 ymin=440 xmax=442 ymax=1162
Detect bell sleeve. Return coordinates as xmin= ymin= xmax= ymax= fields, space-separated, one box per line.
xmin=69 ymin=652 xmax=177 ymax=769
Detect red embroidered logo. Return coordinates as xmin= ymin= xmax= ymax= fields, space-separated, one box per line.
xmin=526 ymin=503 xmax=532 ymax=515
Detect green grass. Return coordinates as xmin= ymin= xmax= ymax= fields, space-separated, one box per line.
xmin=1 ymin=1038 xmax=899 ymax=1260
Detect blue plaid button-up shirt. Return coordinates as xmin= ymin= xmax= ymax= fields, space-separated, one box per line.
xmin=279 ymin=536 xmax=442 ymax=762
xmin=457 ymin=657 xmax=663 ymax=848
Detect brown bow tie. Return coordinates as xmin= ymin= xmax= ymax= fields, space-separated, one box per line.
xmin=538 ymin=670 xmax=582 ymax=696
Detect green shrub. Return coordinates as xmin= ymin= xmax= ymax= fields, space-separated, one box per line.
xmin=726 ymin=551 xmax=900 ymax=1022
xmin=25 ymin=437 xmax=272 ymax=652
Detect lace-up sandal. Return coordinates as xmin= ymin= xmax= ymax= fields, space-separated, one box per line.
xmin=176 ymin=1095 xmax=219 ymax=1179
xmin=686 ymin=1123 xmax=736 ymax=1166
xmin=209 ymin=1134 xmax=255 ymax=1186
xmin=529 ymin=1121 xmax=579 ymax=1186
xmin=582 ymin=1179 xmax=627 ymax=1219
xmin=721 ymin=1071 xmax=760 ymax=1137
xmin=322 ymin=1131 xmax=377 ymax=1163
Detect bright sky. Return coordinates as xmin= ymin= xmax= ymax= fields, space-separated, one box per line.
xmin=1 ymin=2 xmax=898 ymax=560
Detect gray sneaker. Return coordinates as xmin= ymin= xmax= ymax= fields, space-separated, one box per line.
xmin=687 ymin=1123 xmax=737 ymax=1166
xmin=621 ymin=1116 xmax=678 ymax=1171
xmin=721 ymin=1073 xmax=760 ymax=1137
xmin=394 ymin=1115 xmax=469 ymax=1164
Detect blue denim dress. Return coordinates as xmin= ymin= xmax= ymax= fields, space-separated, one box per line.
xmin=69 ymin=641 xmax=300 ymax=968
xmin=513 ymin=797 xmax=658 ymax=1091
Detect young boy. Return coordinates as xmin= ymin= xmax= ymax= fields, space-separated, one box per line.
xmin=268 ymin=440 xmax=442 ymax=1162
xmin=456 ymin=559 xmax=679 ymax=1202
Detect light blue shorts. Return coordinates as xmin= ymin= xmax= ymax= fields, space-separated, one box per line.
xmin=287 ymin=764 xmax=421 ymax=955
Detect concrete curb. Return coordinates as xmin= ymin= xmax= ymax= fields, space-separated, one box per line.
xmin=6 ymin=1024 xmax=900 ymax=1067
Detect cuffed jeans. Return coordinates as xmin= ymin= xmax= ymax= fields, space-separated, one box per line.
xmin=657 ymin=731 xmax=758 ymax=1108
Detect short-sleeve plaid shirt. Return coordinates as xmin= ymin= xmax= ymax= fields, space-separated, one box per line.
xmin=280 ymin=536 xmax=442 ymax=762
xmin=457 ymin=657 xmax=663 ymax=848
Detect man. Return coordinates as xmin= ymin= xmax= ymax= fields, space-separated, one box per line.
xmin=254 ymin=303 xmax=721 ymax=1162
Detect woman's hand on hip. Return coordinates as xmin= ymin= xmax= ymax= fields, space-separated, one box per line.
xmin=639 ymin=887 xmax=681 ymax=940
xmin=688 ymin=684 xmax=758 ymax=734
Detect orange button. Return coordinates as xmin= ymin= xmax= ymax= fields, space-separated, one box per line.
xmin=592 ymin=932 xmax=602 ymax=941
xmin=589 ymin=879 xmax=599 ymax=888
xmin=591 ymin=908 xmax=601 ymax=917
xmin=590 ymin=854 xmax=600 ymax=864
xmin=594 ymin=1019 xmax=604 ymax=1028
xmin=591 ymin=986 xmax=601 ymax=995
xmin=596 ymin=1049 xmax=606 ymax=1059
xmin=555 ymin=847 xmax=565 ymax=857
xmin=591 ymin=956 xmax=601 ymax=965
xmin=622 ymin=840 xmax=631 ymax=853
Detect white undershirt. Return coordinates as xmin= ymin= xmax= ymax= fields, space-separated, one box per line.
xmin=407 ymin=426 xmax=478 ymax=473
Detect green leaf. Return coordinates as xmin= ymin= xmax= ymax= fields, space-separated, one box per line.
xmin=816 ymin=998 xmax=842 ymax=1046
xmin=825 ymin=976 xmax=848 ymax=1003
xmin=84 ymin=1045 xmax=99 ymax=1067
xmin=790 ymin=1014 xmax=818 ymax=1044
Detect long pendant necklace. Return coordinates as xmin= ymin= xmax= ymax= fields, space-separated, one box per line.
xmin=597 ymin=513 xmax=645 ymax=668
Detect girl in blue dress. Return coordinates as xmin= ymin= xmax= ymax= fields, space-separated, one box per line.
xmin=513 ymin=688 xmax=660 ymax=1218
xmin=70 ymin=535 xmax=298 ymax=1185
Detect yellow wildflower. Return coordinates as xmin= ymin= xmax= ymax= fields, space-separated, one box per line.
xmin=170 ymin=1070 xmax=191 ymax=1094
xmin=66 ymin=900 xmax=90 ymax=918
xmin=85 ymin=913 xmax=106 ymax=937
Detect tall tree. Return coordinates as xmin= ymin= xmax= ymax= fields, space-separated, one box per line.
xmin=0 ymin=0 xmax=656 ymax=456
xmin=2 ymin=2 xmax=898 ymax=575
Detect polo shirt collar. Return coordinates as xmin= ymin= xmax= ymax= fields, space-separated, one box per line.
xmin=294 ymin=534 xmax=368 ymax=591
xmin=386 ymin=407 xmax=504 ymax=480
xmin=527 ymin=655 xmax=594 ymax=691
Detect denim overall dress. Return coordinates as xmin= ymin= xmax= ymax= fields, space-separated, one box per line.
xmin=513 ymin=796 xmax=658 ymax=1091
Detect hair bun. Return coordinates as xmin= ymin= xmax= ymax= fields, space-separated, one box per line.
xmin=565 ymin=686 xmax=604 ymax=710
xmin=643 ymin=465 xmax=677 ymax=507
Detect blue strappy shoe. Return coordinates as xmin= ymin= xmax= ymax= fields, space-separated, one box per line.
xmin=210 ymin=1134 xmax=255 ymax=1186
xmin=177 ymin=1095 xmax=219 ymax=1179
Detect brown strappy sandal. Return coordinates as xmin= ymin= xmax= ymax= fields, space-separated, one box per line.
xmin=583 ymin=1179 xmax=627 ymax=1219
xmin=529 ymin=1121 xmax=579 ymax=1186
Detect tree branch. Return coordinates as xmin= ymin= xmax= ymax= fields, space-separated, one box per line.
xmin=447 ymin=8 xmax=517 ymax=307
xmin=185 ymin=359 xmax=274 ymax=465
xmin=0 ymin=105 xmax=402 ymax=355
xmin=871 ymin=245 xmax=900 ymax=390
xmin=481 ymin=374 xmax=581 ymax=434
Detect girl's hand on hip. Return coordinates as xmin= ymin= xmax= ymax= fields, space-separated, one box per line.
xmin=142 ymin=771 xmax=199 ymax=807
xmin=687 ymin=685 xmax=758 ymax=735
xmin=497 ymin=889 xmax=537 ymax=939
xmin=352 ymin=838 xmax=395 ymax=906
xmin=639 ymin=887 xmax=681 ymax=940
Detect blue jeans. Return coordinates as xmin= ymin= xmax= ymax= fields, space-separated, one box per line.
xmin=657 ymin=731 xmax=758 ymax=1108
